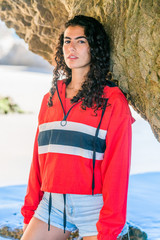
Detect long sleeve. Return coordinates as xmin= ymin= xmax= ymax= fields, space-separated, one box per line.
xmin=21 ymin=126 xmax=44 ymax=224
xmin=21 ymin=94 xmax=50 ymax=223
xmin=96 ymin=93 xmax=135 ymax=240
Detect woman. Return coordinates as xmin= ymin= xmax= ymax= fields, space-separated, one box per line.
xmin=21 ymin=15 xmax=135 ymax=240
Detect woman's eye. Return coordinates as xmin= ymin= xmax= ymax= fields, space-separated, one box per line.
xmin=64 ymin=40 xmax=70 ymax=44
xmin=78 ymin=40 xmax=85 ymax=44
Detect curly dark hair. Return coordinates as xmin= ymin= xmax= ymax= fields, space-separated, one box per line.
xmin=48 ymin=15 xmax=115 ymax=110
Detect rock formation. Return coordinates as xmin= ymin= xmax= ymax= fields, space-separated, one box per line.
xmin=0 ymin=225 xmax=148 ymax=240
xmin=0 ymin=0 xmax=160 ymax=141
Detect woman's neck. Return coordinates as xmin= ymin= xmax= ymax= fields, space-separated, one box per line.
xmin=66 ymin=78 xmax=82 ymax=98
xmin=68 ymin=68 xmax=88 ymax=90
xmin=65 ymin=68 xmax=88 ymax=98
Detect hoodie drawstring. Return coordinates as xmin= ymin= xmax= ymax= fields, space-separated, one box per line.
xmin=48 ymin=193 xmax=67 ymax=233
xmin=48 ymin=192 xmax=52 ymax=231
xmin=63 ymin=194 xmax=66 ymax=233
xmin=92 ymin=99 xmax=108 ymax=195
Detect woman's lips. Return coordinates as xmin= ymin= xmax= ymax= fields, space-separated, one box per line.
xmin=68 ymin=55 xmax=78 ymax=59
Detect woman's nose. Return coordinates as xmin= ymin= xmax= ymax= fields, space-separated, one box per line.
xmin=69 ymin=42 xmax=76 ymax=51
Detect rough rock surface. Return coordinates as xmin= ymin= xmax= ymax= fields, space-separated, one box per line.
xmin=0 ymin=0 xmax=160 ymax=141
xmin=0 ymin=225 xmax=148 ymax=240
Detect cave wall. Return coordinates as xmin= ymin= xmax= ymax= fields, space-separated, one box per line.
xmin=0 ymin=0 xmax=160 ymax=141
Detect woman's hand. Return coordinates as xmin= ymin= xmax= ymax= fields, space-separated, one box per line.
xmin=23 ymin=223 xmax=28 ymax=233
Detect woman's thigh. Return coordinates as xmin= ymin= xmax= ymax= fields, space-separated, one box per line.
xmin=21 ymin=217 xmax=71 ymax=240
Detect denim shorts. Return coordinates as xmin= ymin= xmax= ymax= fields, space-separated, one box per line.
xmin=34 ymin=192 xmax=128 ymax=238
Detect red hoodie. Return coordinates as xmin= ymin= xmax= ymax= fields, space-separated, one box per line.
xmin=21 ymin=80 xmax=135 ymax=240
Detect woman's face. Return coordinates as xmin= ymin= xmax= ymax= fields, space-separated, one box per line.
xmin=63 ymin=25 xmax=91 ymax=72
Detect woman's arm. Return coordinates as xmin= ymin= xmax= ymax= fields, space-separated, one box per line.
xmin=21 ymin=127 xmax=44 ymax=224
xmin=21 ymin=94 xmax=49 ymax=224
xmin=96 ymin=93 xmax=134 ymax=240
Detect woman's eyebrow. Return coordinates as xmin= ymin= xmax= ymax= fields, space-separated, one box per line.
xmin=64 ymin=36 xmax=87 ymax=40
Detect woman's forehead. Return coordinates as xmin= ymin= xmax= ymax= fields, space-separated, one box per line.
xmin=64 ymin=25 xmax=86 ymax=38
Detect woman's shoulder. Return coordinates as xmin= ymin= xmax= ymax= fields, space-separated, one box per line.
xmin=41 ymin=92 xmax=50 ymax=106
xmin=42 ymin=80 xmax=65 ymax=103
xmin=103 ymin=85 xmax=127 ymax=102
xmin=104 ymin=85 xmax=135 ymax=123
xmin=104 ymin=85 xmax=132 ymax=115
